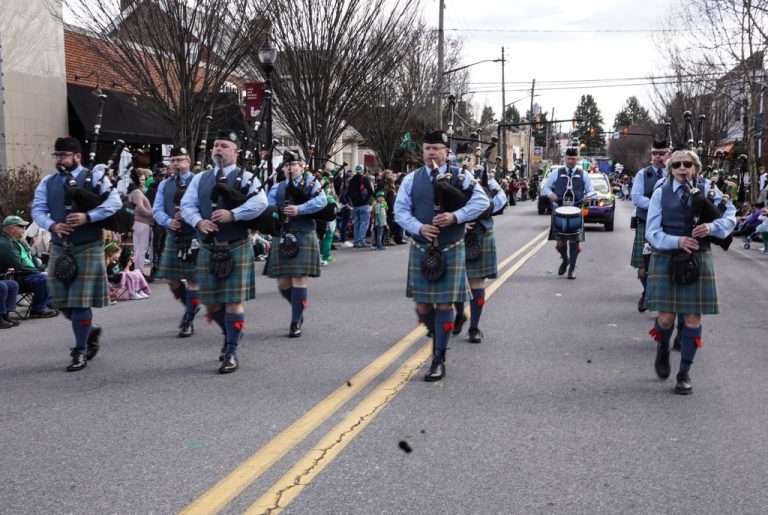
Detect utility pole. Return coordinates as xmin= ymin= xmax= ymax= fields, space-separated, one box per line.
xmin=526 ymin=78 xmax=535 ymax=178
xmin=500 ymin=47 xmax=507 ymax=170
xmin=546 ymin=106 xmax=554 ymax=161
xmin=437 ymin=0 xmax=445 ymax=129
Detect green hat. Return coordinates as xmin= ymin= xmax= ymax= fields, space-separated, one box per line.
xmin=375 ymin=191 xmax=385 ymax=198
xmin=2 ymin=215 xmax=29 ymax=227
xmin=355 ymin=164 xmax=364 ymax=173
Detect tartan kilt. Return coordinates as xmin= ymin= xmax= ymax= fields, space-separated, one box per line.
xmin=156 ymin=235 xmax=198 ymax=282
xmin=630 ymin=221 xmax=646 ymax=268
xmin=466 ymin=228 xmax=498 ymax=279
xmin=646 ymin=250 xmax=719 ymax=314
xmin=264 ymin=230 xmax=321 ymax=278
xmin=196 ymin=239 xmax=256 ymax=305
xmin=48 ymin=240 xmax=110 ymax=309
xmin=406 ymin=240 xmax=471 ymax=304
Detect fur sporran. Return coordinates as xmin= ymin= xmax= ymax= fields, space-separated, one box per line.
xmin=278 ymin=233 xmax=300 ymax=259
xmin=53 ymin=251 xmax=78 ymax=284
xmin=421 ymin=246 xmax=446 ymax=281
xmin=209 ymin=247 xmax=234 ymax=279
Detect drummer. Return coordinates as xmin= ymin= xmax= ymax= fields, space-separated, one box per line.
xmin=542 ymin=147 xmax=596 ymax=279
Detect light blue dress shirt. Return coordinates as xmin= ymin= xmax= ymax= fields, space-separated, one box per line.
xmin=645 ymin=178 xmax=736 ymax=250
xmin=180 ymin=164 xmax=268 ymax=229
xmin=393 ymin=163 xmax=491 ymax=237
xmin=32 ymin=165 xmax=122 ymax=230
xmin=631 ymin=166 xmax=665 ymax=211
xmin=541 ymin=166 xmax=596 ymax=206
xmin=152 ymin=171 xmax=194 ymax=229
xmin=267 ymin=174 xmax=328 ymax=214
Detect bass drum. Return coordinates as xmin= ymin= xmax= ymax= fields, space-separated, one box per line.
xmin=552 ymin=206 xmax=583 ymax=238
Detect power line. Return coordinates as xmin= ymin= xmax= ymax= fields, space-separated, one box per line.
xmin=444 ymin=28 xmax=674 ymax=33
xmin=467 ymin=73 xmax=725 ymax=87
xmin=467 ymin=79 xmax=708 ymax=94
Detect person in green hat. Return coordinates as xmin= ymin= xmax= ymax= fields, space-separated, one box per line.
xmin=0 ymin=215 xmax=58 ymax=318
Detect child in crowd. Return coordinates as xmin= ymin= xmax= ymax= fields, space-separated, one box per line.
xmin=372 ymin=191 xmax=388 ymax=251
xmin=105 ymin=242 xmax=151 ymax=301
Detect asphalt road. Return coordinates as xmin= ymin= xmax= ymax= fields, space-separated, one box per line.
xmin=1 ymin=198 xmax=767 ymax=514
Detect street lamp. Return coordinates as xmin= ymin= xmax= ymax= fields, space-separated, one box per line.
xmin=258 ymin=36 xmax=277 ymax=180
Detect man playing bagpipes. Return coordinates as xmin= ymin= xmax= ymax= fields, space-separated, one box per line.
xmin=631 ymin=140 xmax=669 ymax=312
xmin=152 ymin=146 xmax=200 ymax=338
xmin=180 ymin=130 xmax=269 ymax=374
xmin=31 ymin=137 xmax=122 ymax=371
xmin=452 ymin=157 xmax=507 ymax=345
xmin=541 ymin=147 xmax=596 ymax=280
xmin=264 ymin=150 xmax=328 ymax=338
xmin=393 ymin=129 xmax=490 ymax=382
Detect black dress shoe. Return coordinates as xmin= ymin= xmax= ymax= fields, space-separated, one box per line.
xmin=66 ymin=348 xmax=87 ymax=372
xmin=672 ymin=333 xmax=682 ymax=352
xmin=178 ymin=312 xmax=196 ymax=338
xmin=452 ymin=312 xmax=467 ymax=335
xmin=558 ymin=261 xmax=568 ymax=276
xmin=654 ymin=346 xmax=671 ymax=379
xmin=289 ymin=321 xmax=302 ymax=338
xmin=637 ymin=292 xmax=647 ymax=312
xmin=424 ymin=356 xmax=445 ymax=382
xmin=218 ymin=354 xmax=238 ymax=374
xmin=674 ymin=372 xmax=693 ymax=395
xmin=468 ymin=327 xmax=483 ymax=344
xmin=86 ymin=325 xmax=101 ymax=360
xmin=3 ymin=315 xmax=20 ymax=326
xmin=0 ymin=318 xmax=13 ymax=329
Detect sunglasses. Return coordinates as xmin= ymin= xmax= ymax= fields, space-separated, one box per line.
xmin=670 ymin=161 xmax=694 ymax=169
xmin=51 ymin=152 xmax=74 ymax=158
xmin=651 ymin=151 xmax=667 ymax=156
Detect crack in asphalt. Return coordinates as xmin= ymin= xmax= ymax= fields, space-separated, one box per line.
xmin=259 ymin=357 xmax=428 ymax=514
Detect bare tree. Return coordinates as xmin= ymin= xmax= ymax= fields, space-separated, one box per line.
xmin=654 ymin=0 xmax=768 ymax=200
xmin=352 ymin=30 xmax=470 ymax=170
xmin=253 ymin=0 xmax=420 ymax=163
xmin=63 ymin=0 xmax=268 ymax=150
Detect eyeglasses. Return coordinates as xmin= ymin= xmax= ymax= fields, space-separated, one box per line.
xmin=651 ymin=151 xmax=667 ymax=156
xmin=670 ymin=161 xmax=694 ymax=169
xmin=51 ymin=152 xmax=74 ymax=158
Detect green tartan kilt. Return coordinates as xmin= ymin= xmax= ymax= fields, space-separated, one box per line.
xmin=646 ymin=250 xmax=719 ymax=314
xmin=196 ymin=239 xmax=256 ymax=305
xmin=466 ymin=228 xmax=498 ymax=279
xmin=630 ymin=221 xmax=647 ymax=268
xmin=406 ymin=240 xmax=471 ymax=304
xmin=48 ymin=240 xmax=110 ymax=309
xmin=264 ymin=230 xmax=321 ymax=278
xmin=156 ymin=235 xmax=198 ymax=282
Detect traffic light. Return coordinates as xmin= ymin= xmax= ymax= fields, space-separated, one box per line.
xmin=571 ymin=119 xmax=576 ymax=129
xmin=535 ymin=117 xmax=542 ymax=129
xmin=622 ymin=127 xmax=629 ymax=138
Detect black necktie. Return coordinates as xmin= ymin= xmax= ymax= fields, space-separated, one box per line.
xmin=680 ymin=183 xmax=690 ymax=207
xmin=176 ymin=174 xmax=183 ymax=190
xmin=657 ymin=169 xmax=663 ymax=181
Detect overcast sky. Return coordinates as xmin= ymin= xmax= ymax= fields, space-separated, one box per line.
xmin=422 ymin=0 xmax=673 ymax=132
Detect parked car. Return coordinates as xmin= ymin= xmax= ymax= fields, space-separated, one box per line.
xmin=583 ymin=172 xmax=616 ymax=231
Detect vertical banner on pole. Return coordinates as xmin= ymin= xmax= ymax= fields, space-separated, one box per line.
xmin=244 ymin=83 xmax=266 ymax=121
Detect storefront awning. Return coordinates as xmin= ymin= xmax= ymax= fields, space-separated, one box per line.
xmin=67 ymin=85 xmax=246 ymax=145
xmin=715 ymin=142 xmax=735 ymax=154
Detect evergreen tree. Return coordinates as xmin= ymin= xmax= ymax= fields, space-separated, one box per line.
xmin=573 ymin=94 xmax=605 ymax=155
xmin=525 ymin=109 xmax=549 ymax=147
xmin=479 ymin=105 xmax=496 ymax=130
xmin=614 ymin=96 xmax=651 ymax=129
xmin=504 ymin=105 xmax=521 ymax=126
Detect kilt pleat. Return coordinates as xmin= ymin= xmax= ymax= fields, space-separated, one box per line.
xmin=646 ymin=250 xmax=719 ymax=314
xmin=156 ymin=236 xmax=198 ymax=282
xmin=264 ymin=230 xmax=321 ymax=278
xmin=48 ymin=240 xmax=109 ymax=308
xmin=197 ymin=240 xmax=256 ymax=304
xmin=630 ymin=221 xmax=646 ymax=268
xmin=406 ymin=241 xmax=471 ymax=303
xmin=466 ymin=228 xmax=498 ymax=279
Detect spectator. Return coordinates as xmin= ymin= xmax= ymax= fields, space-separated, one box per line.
xmin=128 ymin=170 xmax=154 ymax=275
xmin=0 ymin=216 xmax=58 ymax=318
xmin=372 ymin=191 xmax=388 ymax=250
xmin=105 ymin=242 xmax=150 ymax=300
xmin=348 ymin=164 xmax=375 ymax=247
xmin=0 ymin=279 xmax=20 ymax=328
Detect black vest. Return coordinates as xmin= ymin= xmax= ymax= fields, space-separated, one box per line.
xmin=274 ymin=179 xmax=316 ymax=233
xmin=196 ymin=168 xmax=249 ymax=242
xmin=162 ymin=173 xmax=196 ymax=239
xmin=636 ymin=166 xmax=664 ymax=221
xmin=552 ymin=167 xmax=585 ymax=204
xmin=410 ymin=166 xmax=465 ymax=246
xmin=46 ymin=168 xmax=102 ymax=246
xmin=659 ymin=180 xmax=710 ymax=251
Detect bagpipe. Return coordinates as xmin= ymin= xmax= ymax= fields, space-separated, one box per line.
xmin=679 ymin=110 xmax=734 ymax=251
xmin=59 ymin=138 xmax=134 ymax=234
xmin=285 ymin=171 xmax=338 ymax=223
xmin=209 ymin=161 xmax=281 ymax=236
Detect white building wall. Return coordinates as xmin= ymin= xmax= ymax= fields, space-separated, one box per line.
xmin=0 ymin=0 xmax=68 ymax=171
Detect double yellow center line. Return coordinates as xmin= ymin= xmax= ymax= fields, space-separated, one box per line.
xmin=181 ymin=230 xmax=549 ymax=514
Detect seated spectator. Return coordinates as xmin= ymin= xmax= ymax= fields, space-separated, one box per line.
xmin=105 ymin=242 xmax=150 ymax=300
xmin=733 ymin=203 xmax=763 ymax=237
xmin=0 ymin=216 xmax=58 ymax=318
xmin=0 ymin=279 xmax=20 ymax=328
